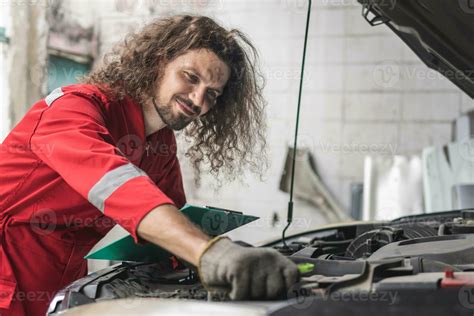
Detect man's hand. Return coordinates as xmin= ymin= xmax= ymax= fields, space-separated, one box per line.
xmin=198 ymin=237 xmax=299 ymax=300
xmin=138 ymin=205 xmax=299 ymax=300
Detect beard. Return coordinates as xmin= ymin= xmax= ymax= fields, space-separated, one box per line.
xmin=152 ymin=97 xmax=194 ymax=131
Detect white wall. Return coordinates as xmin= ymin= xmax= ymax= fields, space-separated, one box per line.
xmin=178 ymin=0 xmax=473 ymax=243
xmin=5 ymin=1 xmax=48 ymax=131
xmin=0 ymin=2 xmax=11 ymax=142
xmin=35 ymin=0 xmax=474 ymax=244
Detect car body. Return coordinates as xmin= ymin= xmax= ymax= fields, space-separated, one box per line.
xmin=48 ymin=210 xmax=474 ymax=315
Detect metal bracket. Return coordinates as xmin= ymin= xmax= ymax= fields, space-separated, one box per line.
xmin=361 ymin=0 xmax=390 ymax=26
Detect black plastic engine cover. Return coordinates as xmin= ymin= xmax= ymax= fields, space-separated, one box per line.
xmin=368 ymin=234 xmax=474 ymax=264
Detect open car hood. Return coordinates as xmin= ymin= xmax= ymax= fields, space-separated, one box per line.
xmin=359 ymin=0 xmax=474 ymax=98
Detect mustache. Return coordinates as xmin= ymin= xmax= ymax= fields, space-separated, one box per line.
xmin=176 ymin=96 xmax=201 ymax=116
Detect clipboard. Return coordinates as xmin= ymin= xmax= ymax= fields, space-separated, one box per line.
xmin=85 ymin=204 xmax=259 ymax=263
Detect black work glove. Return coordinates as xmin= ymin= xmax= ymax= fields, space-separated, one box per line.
xmin=198 ymin=237 xmax=299 ymax=300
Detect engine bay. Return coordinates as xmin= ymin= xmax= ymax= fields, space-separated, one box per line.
xmin=48 ymin=209 xmax=474 ymax=315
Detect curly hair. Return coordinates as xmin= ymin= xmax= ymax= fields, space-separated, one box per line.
xmin=82 ymin=15 xmax=268 ymax=183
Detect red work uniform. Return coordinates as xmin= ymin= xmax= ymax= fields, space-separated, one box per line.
xmin=0 ymin=84 xmax=186 ymax=316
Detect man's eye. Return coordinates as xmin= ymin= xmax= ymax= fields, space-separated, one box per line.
xmin=184 ymin=72 xmax=199 ymax=84
xmin=207 ymin=91 xmax=219 ymax=101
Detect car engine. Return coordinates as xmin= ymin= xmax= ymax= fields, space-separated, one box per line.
xmin=48 ymin=210 xmax=474 ymax=315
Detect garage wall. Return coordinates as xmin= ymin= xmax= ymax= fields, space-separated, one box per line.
xmin=91 ymin=0 xmax=345 ymax=243
xmin=0 ymin=3 xmax=10 ymax=142
xmin=45 ymin=0 xmax=474 ymax=244
xmin=15 ymin=3 xmax=49 ymax=122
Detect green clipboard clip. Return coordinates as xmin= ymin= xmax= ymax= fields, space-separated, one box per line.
xmin=85 ymin=204 xmax=259 ymax=263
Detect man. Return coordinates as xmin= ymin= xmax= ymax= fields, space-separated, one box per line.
xmin=0 ymin=15 xmax=298 ymax=316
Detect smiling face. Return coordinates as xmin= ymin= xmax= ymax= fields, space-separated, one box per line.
xmin=152 ymin=49 xmax=231 ymax=131
xmin=84 ymin=15 xmax=267 ymax=181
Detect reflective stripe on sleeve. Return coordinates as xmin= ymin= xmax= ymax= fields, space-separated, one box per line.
xmin=88 ymin=163 xmax=148 ymax=213
xmin=45 ymin=87 xmax=64 ymax=106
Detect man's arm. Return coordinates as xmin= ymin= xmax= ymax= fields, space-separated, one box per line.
xmin=137 ymin=204 xmax=210 ymax=266
xmin=136 ymin=203 xmax=300 ymax=300
xmin=29 ymin=89 xmax=297 ymax=299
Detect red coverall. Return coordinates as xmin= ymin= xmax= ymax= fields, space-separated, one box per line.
xmin=0 ymin=84 xmax=186 ymax=316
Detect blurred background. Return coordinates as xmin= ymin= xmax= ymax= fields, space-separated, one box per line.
xmin=1 ymin=0 xmax=473 ymax=271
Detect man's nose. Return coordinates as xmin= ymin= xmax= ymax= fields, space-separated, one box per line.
xmin=189 ymin=86 xmax=206 ymax=111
